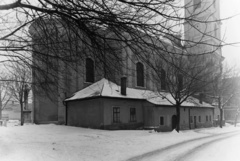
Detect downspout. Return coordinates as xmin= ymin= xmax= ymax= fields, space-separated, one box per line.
xmin=63 ymin=100 xmax=68 ymax=125
xmin=65 ymin=102 xmax=68 ymax=125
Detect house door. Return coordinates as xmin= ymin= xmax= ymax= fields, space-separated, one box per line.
xmin=172 ymin=115 xmax=177 ymax=130
xmin=194 ymin=116 xmax=197 ymax=128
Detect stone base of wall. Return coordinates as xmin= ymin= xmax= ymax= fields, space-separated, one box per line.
xmin=103 ymin=122 xmax=144 ymax=130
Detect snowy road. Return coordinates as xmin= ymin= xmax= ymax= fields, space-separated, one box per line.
xmin=1 ymin=124 xmax=240 ymax=161
xmin=128 ymin=130 xmax=240 ymax=161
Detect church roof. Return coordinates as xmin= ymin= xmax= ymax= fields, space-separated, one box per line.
xmin=65 ymin=78 xmax=213 ymax=108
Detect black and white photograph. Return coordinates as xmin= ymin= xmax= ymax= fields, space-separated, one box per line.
xmin=0 ymin=0 xmax=240 ymax=160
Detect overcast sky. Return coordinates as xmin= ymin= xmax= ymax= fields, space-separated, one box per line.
xmin=221 ymin=0 xmax=240 ymax=68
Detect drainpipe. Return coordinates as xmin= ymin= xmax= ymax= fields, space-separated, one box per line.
xmin=63 ymin=92 xmax=68 ymax=125
xmin=63 ymin=100 xmax=68 ymax=125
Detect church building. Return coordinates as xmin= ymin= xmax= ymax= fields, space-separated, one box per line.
xmin=30 ymin=0 xmax=222 ymax=131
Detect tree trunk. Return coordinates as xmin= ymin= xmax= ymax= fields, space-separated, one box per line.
xmin=234 ymin=112 xmax=239 ymax=127
xmin=20 ymin=101 xmax=24 ymax=126
xmin=176 ymin=102 xmax=181 ymax=132
xmin=218 ymin=97 xmax=223 ymax=128
xmin=220 ymin=108 xmax=223 ymax=128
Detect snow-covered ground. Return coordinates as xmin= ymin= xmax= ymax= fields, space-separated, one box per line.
xmin=0 ymin=121 xmax=240 ymax=161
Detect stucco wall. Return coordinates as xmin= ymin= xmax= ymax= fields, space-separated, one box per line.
xmin=144 ymin=103 xmax=214 ymax=131
xmin=187 ymin=107 xmax=214 ymax=129
xmin=101 ymin=98 xmax=144 ymax=129
xmin=33 ymin=95 xmax=58 ymax=123
xmin=67 ymin=98 xmax=103 ymax=128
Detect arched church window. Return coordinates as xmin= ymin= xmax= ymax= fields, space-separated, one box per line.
xmin=214 ymin=24 xmax=217 ymax=37
xmin=136 ymin=62 xmax=144 ymax=87
xmin=85 ymin=58 xmax=94 ymax=83
xmin=178 ymin=74 xmax=183 ymax=90
xmin=161 ymin=69 xmax=166 ymax=90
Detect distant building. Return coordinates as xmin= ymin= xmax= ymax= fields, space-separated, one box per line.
xmin=222 ymin=77 xmax=240 ymax=123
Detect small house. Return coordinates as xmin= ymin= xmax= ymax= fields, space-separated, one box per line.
xmin=65 ymin=78 xmax=214 ymax=131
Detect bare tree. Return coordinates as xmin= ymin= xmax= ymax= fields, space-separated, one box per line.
xmin=0 ymin=72 xmax=13 ymax=119
xmin=0 ymin=1 xmax=227 ymax=125
xmin=208 ymin=66 xmax=240 ymax=128
xmin=150 ymin=49 xmax=221 ymax=132
xmin=0 ymin=0 xmax=224 ymax=68
xmin=8 ymin=62 xmax=31 ymax=125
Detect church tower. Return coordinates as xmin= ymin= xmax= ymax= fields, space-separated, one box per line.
xmin=184 ymin=0 xmax=222 ymax=61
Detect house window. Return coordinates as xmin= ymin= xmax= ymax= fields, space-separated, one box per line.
xmin=85 ymin=58 xmax=94 ymax=83
xmin=206 ymin=115 xmax=208 ymax=122
xmin=130 ymin=108 xmax=136 ymax=122
xmin=199 ymin=116 xmax=201 ymax=122
xmin=178 ymin=74 xmax=183 ymax=90
xmin=113 ymin=107 xmax=120 ymax=123
xmin=136 ymin=62 xmax=144 ymax=87
xmin=161 ymin=69 xmax=166 ymax=90
xmin=160 ymin=116 xmax=164 ymax=126
xmin=194 ymin=0 xmax=201 ymax=10
xmin=190 ymin=116 xmax=193 ymax=123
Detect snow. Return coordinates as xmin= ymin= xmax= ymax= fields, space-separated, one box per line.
xmin=65 ymin=78 xmax=212 ymax=108
xmin=0 ymin=122 xmax=240 ymax=161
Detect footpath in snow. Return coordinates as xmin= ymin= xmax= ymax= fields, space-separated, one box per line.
xmin=0 ymin=121 xmax=240 ymax=161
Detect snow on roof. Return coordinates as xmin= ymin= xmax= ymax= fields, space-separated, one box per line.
xmin=65 ymin=78 xmax=213 ymax=108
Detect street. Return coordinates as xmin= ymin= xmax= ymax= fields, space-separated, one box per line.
xmin=1 ymin=124 xmax=240 ymax=161
xmin=128 ymin=130 xmax=240 ymax=161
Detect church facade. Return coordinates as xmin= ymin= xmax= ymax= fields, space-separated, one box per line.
xmin=30 ymin=0 xmax=222 ymax=131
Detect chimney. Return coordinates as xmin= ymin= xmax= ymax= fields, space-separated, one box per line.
xmin=199 ymin=93 xmax=204 ymax=104
xmin=121 ymin=77 xmax=127 ymax=95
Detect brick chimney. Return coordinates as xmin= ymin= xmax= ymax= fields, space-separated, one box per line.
xmin=121 ymin=77 xmax=127 ymax=95
xmin=199 ymin=93 xmax=205 ymax=104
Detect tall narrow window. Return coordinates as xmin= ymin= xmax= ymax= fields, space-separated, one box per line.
xmin=178 ymin=74 xmax=183 ymax=90
xmin=161 ymin=69 xmax=166 ymax=90
xmin=160 ymin=116 xmax=164 ymax=126
xmin=130 ymin=108 xmax=136 ymax=122
xmin=206 ymin=115 xmax=208 ymax=122
xmin=86 ymin=58 xmax=94 ymax=83
xmin=194 ymin=0 xmax=201 ymax=10
xmin=214 ymin=24 xmax=217 ymax=37
xmin=113 ymin=107 xmax=120 ymax=123
xmin=136 ymin=62 xmax=144 ymax=87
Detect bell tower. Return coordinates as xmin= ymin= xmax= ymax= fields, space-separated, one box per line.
xmin=184 ymin=0 xmax=222 ymax=58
